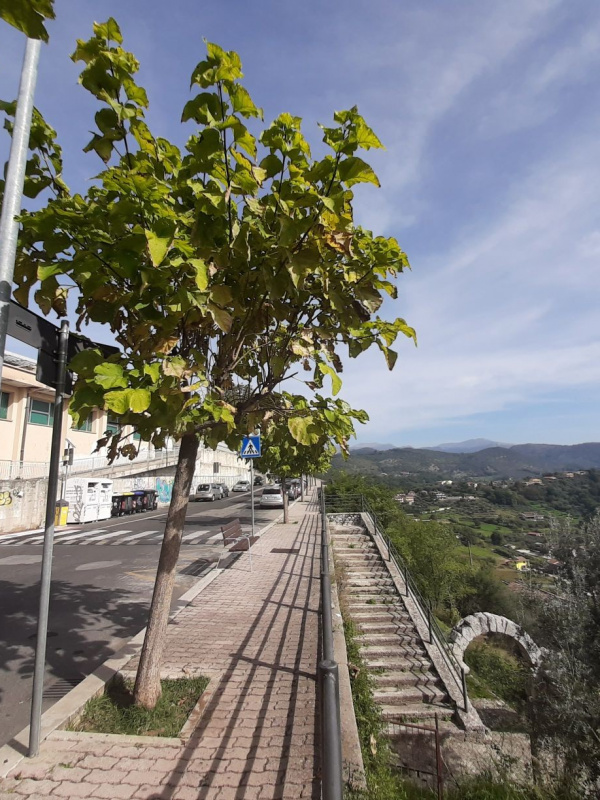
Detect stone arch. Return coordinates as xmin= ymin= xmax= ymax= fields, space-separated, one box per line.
xmin=449 ymin=612 xmax=543 ymax=674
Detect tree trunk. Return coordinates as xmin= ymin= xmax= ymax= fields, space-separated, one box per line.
xmin=282 ymin=477 xmax=289 ymax=523
xmin=133 ymin=432 xmax=199 ymax=709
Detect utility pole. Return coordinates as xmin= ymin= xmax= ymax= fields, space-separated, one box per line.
xmin=0 ymin=38 xmax=42 ymax=395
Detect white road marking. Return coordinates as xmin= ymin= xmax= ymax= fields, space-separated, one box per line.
xmin=79 ymin=529 xmax=133 ymax=544
xmin=182 ymin=530 xmax=210 ymax=544
xmin=48 ymin=529 xmax=110 ymax=545
xmin=0 ymin=527 xmax=80 ymax=542
xmin=118 ymin=530 xmax=161 ymax=544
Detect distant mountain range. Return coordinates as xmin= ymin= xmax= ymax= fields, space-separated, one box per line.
xmin=425 ymin=438 xmax=513 ymax=453
xmin=338 ymin=442 xmax=600 ymax=480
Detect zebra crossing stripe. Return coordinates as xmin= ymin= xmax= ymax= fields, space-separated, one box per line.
xmin=49 ymin=529 xmax=109 ymax=545
xmin=0 ymin=527 xmax=80 ymax=542
xmin=79 ymin=529 xmax=133 ymax=544
xmin=182 ymin=530 xmax=210 ymax=544
xmin=118 ymin=530 xmax=161 ymax=544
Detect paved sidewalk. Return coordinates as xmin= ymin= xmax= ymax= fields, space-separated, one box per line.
xmin=1 ymin=497 xmax=322 ymax=800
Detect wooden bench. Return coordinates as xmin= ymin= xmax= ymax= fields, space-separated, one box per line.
xmin=217 ymin=519 xmax=259 ymax=569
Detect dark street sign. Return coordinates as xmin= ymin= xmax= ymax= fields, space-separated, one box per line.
xmin=7 ymin=300 xmax=119 ymax=389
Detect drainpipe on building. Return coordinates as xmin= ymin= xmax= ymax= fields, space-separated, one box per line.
xmin=19 ymin=390 xmax=32 ymax=471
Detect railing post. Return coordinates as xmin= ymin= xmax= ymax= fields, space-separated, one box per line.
xmin=403 ymin=562 xmax=409 ymax=596
xmin=319 ymin=659 xmax=343 ymax=800
xmin=435 ymin=714 xmax=443 ymax=800
xmin=428 ymin=605 xmax=433 ymax=644
xmin=461 ymin=668 xmax=469 ymax=712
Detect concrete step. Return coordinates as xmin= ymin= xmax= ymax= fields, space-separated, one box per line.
xmin=360 ymin=643 xmax=428 ymax=659
xmin=384 ymin=719 xmax=461 ymax=737
xmin=372 ymin=670 xmax=442 ymax=689
xmin=357 ymin=622 xmax=416 ymax=634
xmin=373 ymin=684 xmax=448 ymax=706
xmin=348 ymin=583 xmax=396 ymax=592
xmin=358 ymin=633 xmax=421 ymax=647
xmin=364 ymin=656 xmax=433 ymax=672
xmin=380 ymin=703 xmax=455 ymax=722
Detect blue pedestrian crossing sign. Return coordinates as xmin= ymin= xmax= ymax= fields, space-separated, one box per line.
xmin=240 ymin=435 xmax=261 ymax=458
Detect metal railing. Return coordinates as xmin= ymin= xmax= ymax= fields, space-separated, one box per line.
xmin=324 ymin=491 xmax=469 ymax=713
xmin=0 ymin=446 xmax=181 ymax=481
xmin=318 ymin=488 xmax=343 ymax=800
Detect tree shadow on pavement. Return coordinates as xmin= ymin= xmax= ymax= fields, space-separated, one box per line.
xmin=0 ymin=578 xmax=150 ymax=745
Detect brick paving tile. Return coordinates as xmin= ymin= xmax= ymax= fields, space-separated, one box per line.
xmin=0 ymin=498 xmax=321 ymax=800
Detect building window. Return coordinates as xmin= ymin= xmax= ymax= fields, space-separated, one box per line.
xmin=105 ymin=414 xmax=120 ymax=436
xmin=30 ymin=399 xmax=54 ymax=426
xmin=0 ymin=391 xmax=9 ymax=421
xmin=74 ymin=414 xmax=93 ymax=432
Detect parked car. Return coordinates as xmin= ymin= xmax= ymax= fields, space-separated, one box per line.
xmin=259 ymin=486 xmax=285 ymax=509
xmin=192 ymin=483 xmax=222 ymax=502
xmin=253 ymin=475 xmax=264 ymax=486
xmin=287 ymin=482 xmax=301 ymax=500
xmin=232 ymin=480 xmax=251 ymax=492
xmin=216 ymin=483 xmax=230 ymax=497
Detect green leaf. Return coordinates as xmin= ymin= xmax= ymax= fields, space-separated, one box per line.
xmin=355 ymin=118 xmax=384 ymax=150
xmin=37 ymin=264 xmax=63 ymax=281
xmin=318 ymin=363 xmax=342 ymax=396
xmin=94 ymin=362 xmax=128 ymax=390
xmin=143 ymin=362 xmax=161 ymax=382
xmin=191 ymin=258 xmax=208 ymax=291
xmin=0 ymin=0 xmax=55 ymax=42
xmin=129 ymin=387 xmax=151 ymax=413
xmin=93 ymin=17 xmax=122 ymax=44
xmin=209 ymin=303 xmax=233 ymax=332
xmin=229 ymin=84 xmax=262 ymax=119
xmin=145 ymin=221 xmax=176 ymax=267
xmin=210 ymin=285 xmax=233 ymax=306
xmin=288 ymin=416 xmax=319 ymax=446
xmin=104 ymin=389 xmax=132 ymax=414
xmin=338 ymin=156 xmax=380 ymax=188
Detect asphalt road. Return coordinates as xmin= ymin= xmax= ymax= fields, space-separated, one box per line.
xmin=0 ymin=489 xmax=282 ymax=747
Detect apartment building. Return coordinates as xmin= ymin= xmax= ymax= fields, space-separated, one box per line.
xmin=1 ymin=351 xmax=147 ymax=465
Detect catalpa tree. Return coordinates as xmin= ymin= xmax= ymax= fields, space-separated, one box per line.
xmin=1 ymin=19 xmax=415 ymax=707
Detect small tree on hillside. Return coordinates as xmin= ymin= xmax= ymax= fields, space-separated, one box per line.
xmin=1 ymin=20 xmax=415 ymax=707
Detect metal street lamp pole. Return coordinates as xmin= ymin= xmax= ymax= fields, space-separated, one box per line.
xmin=0 ymin=38 xmax=42 ymax=395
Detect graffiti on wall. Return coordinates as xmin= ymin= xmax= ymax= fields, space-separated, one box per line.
xmin=0 ymin=490 xmax=13 ymax=507
xmin=156 ymin=478 xmax=173 ymax=504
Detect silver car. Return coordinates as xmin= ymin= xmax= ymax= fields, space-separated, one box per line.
xmin=259 ymin=486 xmax=285 ymax=509
xmin=193 ymin=483 xmax=222 ymax=502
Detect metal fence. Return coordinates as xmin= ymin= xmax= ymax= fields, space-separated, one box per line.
xmin=318 ymin=488 xmax=343 ymax=800
xmin=324 ymin=491 xmax=469 ymax=712
xmin=0 ymin=446 xmax=180 ymax=481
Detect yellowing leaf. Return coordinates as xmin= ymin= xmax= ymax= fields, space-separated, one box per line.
xmin=318 ymin=363 xmax=342 ymax=396
xmin=94 ymin=362 xmax=128 ymax=390
xmin=191 ymin=258 xmax=208 ymax=291
xmin=104 ymin=389 xmax=132 ymax=414
xmin=209 ymin=303 xmax=233 ymax=332
xmin=129 ymin=388 xmax=151 ymax=413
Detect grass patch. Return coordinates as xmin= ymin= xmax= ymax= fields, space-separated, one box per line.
xmin=69 ymin=675 xmax=209 ymax=737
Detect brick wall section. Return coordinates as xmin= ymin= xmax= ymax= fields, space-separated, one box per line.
xmin=1 ymin=501 xmax=321 ymax=800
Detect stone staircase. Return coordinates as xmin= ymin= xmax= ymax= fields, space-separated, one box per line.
xmin=331 ymin=525 xmax=462 ymax=761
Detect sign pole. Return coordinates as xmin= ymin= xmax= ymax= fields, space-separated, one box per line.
xmin=0 ymin=38 xmax=42 ymax=396
xmin=250 ymin=459 xmax=255 ymax=539
xmin=29 ymin=320 xmax=69 ymax=758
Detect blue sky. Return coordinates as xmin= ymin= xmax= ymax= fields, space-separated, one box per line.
xmin=1 ymin=0 xmax=599 ymax=448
